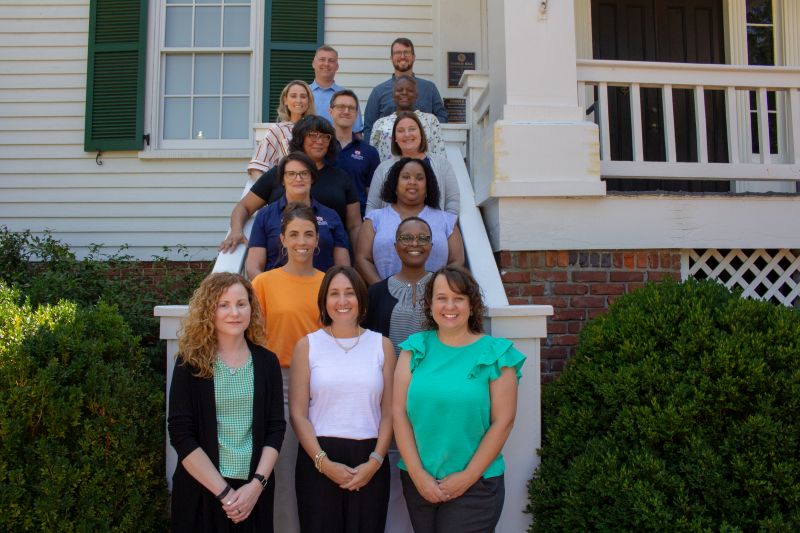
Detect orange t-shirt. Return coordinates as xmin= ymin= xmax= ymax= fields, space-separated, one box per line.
xmin=251 ymin=268 xmax=325 ymax=367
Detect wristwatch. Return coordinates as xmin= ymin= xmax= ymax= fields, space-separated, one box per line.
xmin=253 ymin=473 xmax=268 ymax=488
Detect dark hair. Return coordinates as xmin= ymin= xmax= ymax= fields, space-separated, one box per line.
xmin=424 ymin=266 xmax=485 ymax=334
xmin=391 ymin=110 xmax=428 ymax=156
xmin=289 ymin=115 xmax=338 ymax=162
xmin=391 ymin=37 xmax=415 ymax=56
xmin=330 ymin=89 xmax=358 ymax=109
xmin=380 ymin=157 xmax=440 ymax=208
xmin=318 ymin=266 xmax=369 ymax=326
xmin=395 ymin=216 xmax=432 ymax=240
xmin=280 ymin=202 xmax=318 ymax=235
xmin=277 ymin=151 xmax=319 ymax=187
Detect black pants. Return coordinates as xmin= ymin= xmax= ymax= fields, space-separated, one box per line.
xmin=400 ymin=471 xmax=504 ymax=533
xmin=295 ymin=436 xmax=390 ymax=533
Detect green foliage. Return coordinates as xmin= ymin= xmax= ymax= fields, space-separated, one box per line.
xmin=528 ymin=280 xmax=800 ymax=532
xmin=0 ymin=282 xmax=169 ymax=531
xmin=0 ymin=227 xmax=209 ymax=370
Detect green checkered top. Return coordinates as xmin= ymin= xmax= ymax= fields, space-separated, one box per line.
xmin=214 ymin=355 xmax=254 ymax=480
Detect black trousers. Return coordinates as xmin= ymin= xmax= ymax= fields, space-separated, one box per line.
xmin=295 ymin=436 xmax=390 ymax=533
xmin=400 ymin=471 xmax=504 ymax=533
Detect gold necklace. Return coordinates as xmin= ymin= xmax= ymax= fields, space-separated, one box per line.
xmin=328 ymin=326 xmax=362 ymax=353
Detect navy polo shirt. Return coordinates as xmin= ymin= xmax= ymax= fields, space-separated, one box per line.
xmin=334 ymin=135 xmax=380 ymax=214
xmin=248 ymin=196 xmax=349 ymax=273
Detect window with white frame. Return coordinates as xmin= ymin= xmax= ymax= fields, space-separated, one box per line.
xmin=745 ymin=0 xmax=784 ymax=158
xmin=159 ymin=0 xmax=255 ymax=148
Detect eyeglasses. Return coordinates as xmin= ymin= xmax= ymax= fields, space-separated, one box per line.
xmin=284 ymin=170 xmax=311 ymax=181
xmin=392 ymin=50 xmax=413 ymax=57
xmin=306 ymin=131 xmax=332 ymax=143
xmin=396 ymin=234 xmax=432 ymax=246
xmin=331 ymin=104 xmax=357 ymax=113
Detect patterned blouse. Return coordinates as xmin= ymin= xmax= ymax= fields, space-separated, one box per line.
xmin=248 ymin=121 xmax=293 ymax=175
xmin=214 ymin=355 xmax=254 ymax=479
xmin=369 ymin=110 xmax=445 ymax=162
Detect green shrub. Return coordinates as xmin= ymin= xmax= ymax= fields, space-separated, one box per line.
xmin=0 ymin=282 xmax=168 ymax=531
xmin=528 ymin=280 xmax=800 ymax=532
xmin=0 ymin=227 xmax=209 ymax=370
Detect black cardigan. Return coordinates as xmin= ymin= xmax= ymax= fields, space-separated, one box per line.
xmin=168 ymin=341 xmax=285 ymax=532
xmin=363 ymin=278 xmax=396 ymax=339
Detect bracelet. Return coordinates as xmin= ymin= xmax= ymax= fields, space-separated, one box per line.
xmin=216 ymin=483 xmax=232 ymax=501
xmin=314 ymin=450 xmax=328 ymax=473
xmin=253 ymin=473 xmax=268 ymax=488
xmin=369 ymin=452 xmax=384 ymax=466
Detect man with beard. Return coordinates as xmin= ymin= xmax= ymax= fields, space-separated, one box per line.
xmin=362 ymin=38 xmax=447 ymax=141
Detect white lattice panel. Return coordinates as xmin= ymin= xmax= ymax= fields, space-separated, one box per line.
xmin=683 ymin=249 xmax=800 ymax=308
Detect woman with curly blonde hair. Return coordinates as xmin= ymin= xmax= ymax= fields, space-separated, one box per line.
xmin=169 ymin=272 xmax=285 ymax=532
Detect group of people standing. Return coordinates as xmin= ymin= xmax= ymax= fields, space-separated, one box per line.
xmin=168 ymin=37 xmax=525 ymax=533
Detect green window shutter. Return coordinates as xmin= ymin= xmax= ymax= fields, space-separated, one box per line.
xmin=84 ymin=0 xmax=148 ymax=151
xmin=263 ymin=0 xmax=323 ymax=121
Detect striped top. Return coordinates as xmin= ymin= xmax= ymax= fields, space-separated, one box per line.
xmin=214 ymin=355 xmax=254 ymax=480
xmin=248 ymin=121 xmax=293 ymax=174
xmin=387 ymin=273 xmax=431 ymax=355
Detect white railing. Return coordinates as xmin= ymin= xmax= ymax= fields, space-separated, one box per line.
xmin=577 ymin=59 xmax=800 ymax=181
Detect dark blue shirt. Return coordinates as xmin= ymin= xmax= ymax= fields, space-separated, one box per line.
xmin=363 ymin=75 xmax=448 ymax=141
xmin=248 ymin=196 xmax=349 ymax=273
xmin=334 ymin=134 xmax=380 ymax=215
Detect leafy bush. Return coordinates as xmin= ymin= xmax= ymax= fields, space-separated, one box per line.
xmin=0 ymin=282 xmax=169 ymax=531
xmin=0 ymin=227 xmax=209 ymax=370
xmin=528 ymin=280 xmax=800 ymax=532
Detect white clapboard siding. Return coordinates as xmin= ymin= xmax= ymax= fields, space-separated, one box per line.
xmin=325 ymin=0 xmax=436 ymax=109
xmin=0 ymin=1 xmax=244 ymax=260
xmin=0 ymin=0 xmax=437 ymax=259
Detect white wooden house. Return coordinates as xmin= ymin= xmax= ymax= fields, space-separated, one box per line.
xmin=2 ymin=0 xmax=799 ymax=530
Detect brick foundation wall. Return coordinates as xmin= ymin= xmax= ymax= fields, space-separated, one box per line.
xmin=498 ymin=250 xmax=682 ymax=383
xmin=105 ymin=261 xmax=213 ymax=291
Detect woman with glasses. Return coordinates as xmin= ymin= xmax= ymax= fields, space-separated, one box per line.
xmin=222 ymin=116 xmax=362 ymax=254
xmin=245 ymin=152 xmax=350 ymax=280
xmin=355 ymin=157 xmax=464 ymax=286
xmin=247 ymin=80 xmax=314 ymax=182
xmin=366 ymin=111 xmax=459 ymax=216
xmin=363 ymin=217 xmax=434 ymax=533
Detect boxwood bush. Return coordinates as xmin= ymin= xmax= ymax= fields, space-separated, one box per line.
xmin=0 ymin=227 xmax=208 ymax=370
xmin=528 ymin=280 xmax=800 ymax=532
xmin=0 ymin=282 xmax=168 ymax=531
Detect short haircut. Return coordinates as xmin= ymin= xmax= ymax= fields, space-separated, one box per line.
xmin=380 ymin=157 xmax=441 ymax=208
xmin=392 ymin=75 xmax=417 ymax=90
xmin=395 ymin=216 xmax=432 ymax=239
xmin=391 ymin=37 xmax=415 ymax=55
xmin=330 ymin=89 xmax=358 ymax=109
xmin=277 ymin=151 xmax=319 ymax=186
xmin=289 ymin=115 xmax=338 ymax=161
xmin=318 ymin=266 xmax=369 ymax=326
xmin=315 ymin=45 xmax=338 ymax=58
xmin=424 ymin=266 xmax=486 ymax=334
xmin=280 ymin=202 xmax=318 ymax=235
xmin=276 ymin=80 xmax=315 ymax=122
xmin=391 ymin=110 xmax=428 ymax=156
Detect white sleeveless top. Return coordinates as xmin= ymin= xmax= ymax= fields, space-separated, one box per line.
xmin=307 ymin=328 xmax=385 ymax=440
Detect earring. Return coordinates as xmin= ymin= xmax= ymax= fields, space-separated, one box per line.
xmin=314 ymin=246 xmax=321 ymax=256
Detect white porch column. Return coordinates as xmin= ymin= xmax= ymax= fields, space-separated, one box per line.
xmin=154 ymin=304 xmax=189 ymax=491
xmin=492 ymin=0 xmax=605 ymax=197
